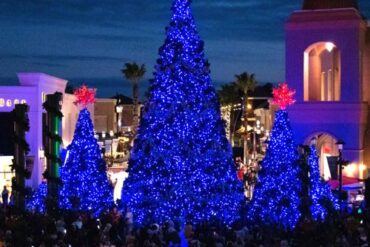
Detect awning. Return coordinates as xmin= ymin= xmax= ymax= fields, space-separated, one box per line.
xmin=328 ymin=176 xmax=363 ymax=190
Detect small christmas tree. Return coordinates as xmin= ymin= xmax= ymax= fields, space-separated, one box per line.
xmin=247 ymin=83 xmax=301 ymax=230
xmin=308 ymin=145 xmax=339 ymax=221
xmin=59 ymin=86 xmax=113 ymax=216
xmin=26 ymin=181 xmax=47 ymax=214
xmin=121 ymin=0 xmax=244 ymax=226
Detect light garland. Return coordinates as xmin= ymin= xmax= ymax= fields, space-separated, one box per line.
xmin=26 ymin=109 xmax=114 ymax=216
xmin=120 ymin=0 xmax=245 ymax=226
xmin=308 ymin=145 xmax=339 ymax=221
xmin=73 ymin=85 xmax=96 ymax=107
xmin=272 ymin=83 xmax=295 ymax=110
xmin=247 ymin=110 xmax=301 ymax=230
xmin=59 ymin=109 xmax=113 ymax=216
xmin=26 ymin=182 xmax=47 ymax=214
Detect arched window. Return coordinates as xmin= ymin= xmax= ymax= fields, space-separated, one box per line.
xmin=304 ymin=42 xmax=341 ymax=101
xmin=305 ymin=133 xmax=339 ymax=180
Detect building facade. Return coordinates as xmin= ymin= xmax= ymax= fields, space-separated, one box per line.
xmin=94 ymin=98 xmax=117 ymax=133
xmin=0 ymin=73 xmax=92 ymax=190
xmin=286 ymin=0 xmax=370 ymax=179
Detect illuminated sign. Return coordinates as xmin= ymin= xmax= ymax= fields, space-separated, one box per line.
xmin=0 ymin=98 xmax=27 ymax=108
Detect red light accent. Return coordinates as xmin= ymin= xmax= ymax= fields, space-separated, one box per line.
xmin=73 ymin=85 xmax=96 ymax=107
xmin=324 ymin=147 xmax=331 ymax=154
xmin=272 ymin=83 xmax=296 ymax=110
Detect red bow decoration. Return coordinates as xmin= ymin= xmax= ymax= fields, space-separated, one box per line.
xmin=272 ymin=83 xmax=295 ymax=110
xmin=73 ymin=85 xmax=96 ymax=107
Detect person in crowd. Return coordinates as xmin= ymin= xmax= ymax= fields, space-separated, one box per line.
xmin=1 ymin=202 xmax=370 ymax=246
xmin=1 ymin=186 xmax=9 ymax=208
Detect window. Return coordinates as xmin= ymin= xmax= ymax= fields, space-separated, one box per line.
xmin=304 ymin=42 xmax=341 ymax=101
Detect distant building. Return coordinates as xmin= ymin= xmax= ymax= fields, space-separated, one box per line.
xmin=286 ymin=0 xmax=370 ymax=179
xmin=0 ymin=73 xmax=92 ymax=189
xmin=113 ymin=94 xmax=142 ymax=133
xmin=94 ymin=98 xmax=117 ymax=133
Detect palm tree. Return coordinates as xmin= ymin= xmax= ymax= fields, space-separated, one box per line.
xmin=218 ymin=83 xmax=240 ymax=145
xmin=233 ymin=72 xmax=257 ymax=164
xmin=121 ymin=62 xmax=146 ymax=133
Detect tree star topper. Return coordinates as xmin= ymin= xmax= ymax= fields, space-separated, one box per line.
xmin=272 ymin=83 xmax=296 ymax=110
xmin=73 ymin=85 xmax=96 ymax=107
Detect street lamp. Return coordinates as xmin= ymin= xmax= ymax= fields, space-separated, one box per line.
xmin=336 ymin=139 xmax=348 ymax=212
xmin=115 ymin=104 xmax=123 ymax=132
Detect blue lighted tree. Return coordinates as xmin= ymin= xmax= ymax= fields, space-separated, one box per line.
xmin=26 ymin=181 xmax=47 ymax=214
xmin=121 ymin=0 xmax=245 ymax=226
xmin=308 ymin=145 xmax=339 ymax=221
xmin=247 ymin=84 xmax=302 ymax=230
xmin=59 ymin=86 xmax=113 ymax=216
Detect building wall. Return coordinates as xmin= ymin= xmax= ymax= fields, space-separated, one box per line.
xmin=286 ymin=8 xmax=369 ymax=178
xmin=0 ymin=73 xmax=97 ymax=188
xmin=363 ymin=25 xmax=370 ymax=167
xmin=94 ymin=99 xmax=116 ymax=133
xmin=286 ymin=9 xmax=366 ymax=103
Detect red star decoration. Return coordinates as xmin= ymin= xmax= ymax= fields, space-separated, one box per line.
xmin=73 ymin=85 xmax=96 ymax=107
xmin=272 ymin=83 xmax=296 ymax=110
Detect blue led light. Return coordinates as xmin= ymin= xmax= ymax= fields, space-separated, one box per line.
xmin=120 ymin=0 xmax=245 ymax=226
xmin=26 ymin=181 xmax=47 ymax=214
xmin=59 ymin=109 xmax=113 ymax=216
xmin=27 ymin=109 xmax=113 ymax=216
xmin=247 ymin=110 xmax=301 ymax=230
xmin=308 ymin=145 xmax=339 ymax=221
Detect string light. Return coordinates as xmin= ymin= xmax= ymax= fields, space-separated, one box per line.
xmin=120 ymin=0 xmax=245 ymax=226
xmin=59 ymin=109 xmax=113 ymax=216
xmin=272 ymin=83 xmax=295 ymax=110
xmin=308 ymin=145 xmax=339 ymax=221
xmin=26 ymin=109 xmax=114 ymax=216
xmin=26 ymin=182 xmax=47 ymax=214
xmin=247 ymin=110 xmax=301 ymax=230
xmin=73 ymin=85 xmax=96 ymax=107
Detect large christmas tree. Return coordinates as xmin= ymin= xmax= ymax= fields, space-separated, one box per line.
xmin=308 ymin=145 xmax=339 ymax=221
xmin=59 ymin=86 xmax=113 ymax=216
xmin=247 ymin=84 xmax=302 ymax=230
xmin=121 ymin=0 xmax=244 ymax=226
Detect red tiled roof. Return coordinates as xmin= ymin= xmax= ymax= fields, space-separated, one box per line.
xmin=302 ymin=0 xmax=358 ymax=10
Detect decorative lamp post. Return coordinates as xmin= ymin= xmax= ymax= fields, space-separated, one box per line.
xmin=43 ymin=92 xmax=63 ymax=215
xmin=336 ymin=139 xmax=348 ymax=213
xmin=115 ymin=104 xmax=123 ymax=132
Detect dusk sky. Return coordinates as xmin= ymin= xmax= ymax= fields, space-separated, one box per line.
xmin=0 ymin=0 xmax=369 ymax=97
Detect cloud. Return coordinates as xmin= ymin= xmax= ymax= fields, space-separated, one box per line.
xmin=0 ymin=0 xmax=369 ymax=90
xmin=32 ymin=62 xmax=66 ymax=68
xmin=67 ymin=76 xmax=150 ymax=98
xmin=0 ymin=54 xmax=127 ymax=63
xmin=68 ymin=30 xmax=159 ymax=43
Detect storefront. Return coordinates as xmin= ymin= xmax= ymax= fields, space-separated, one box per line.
xmin=96 ymin=132 xmax=133 ymax=201
xmin=0 ymin=73 xmax=86 ymax=189
xmin=0 ymin=156 xmax=14 ymax=203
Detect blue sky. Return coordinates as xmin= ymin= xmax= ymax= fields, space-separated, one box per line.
xmin=0 ymin=0 xmax=369 ymax=97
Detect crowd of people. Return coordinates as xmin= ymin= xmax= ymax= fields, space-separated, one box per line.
xmin=1 ymin=180 xmax=370 ymax=246
xmin=235 ymin=157 xmax=259 ymax=199
xmin=0 ymin=201 xmax=370 ymax=247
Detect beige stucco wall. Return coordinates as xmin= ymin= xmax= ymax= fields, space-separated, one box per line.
xmin=94 ymin=99 xmax=116 ymax=133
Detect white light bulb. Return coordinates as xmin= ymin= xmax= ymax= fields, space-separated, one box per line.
xmin=325 ymin=42 xmax=335 ymax=52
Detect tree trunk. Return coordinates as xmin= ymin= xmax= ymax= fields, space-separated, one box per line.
xmin=243 ymin=96 xmax=249 ymax=165
xmin=229 ymin=104 xmax=235 ymax=146
xmin=132 ymin=79 xmax=139 ymax=134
